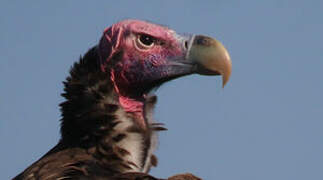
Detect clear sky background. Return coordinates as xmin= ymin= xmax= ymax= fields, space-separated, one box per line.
xmin=1 ymin=1 xmax=322 ymax=179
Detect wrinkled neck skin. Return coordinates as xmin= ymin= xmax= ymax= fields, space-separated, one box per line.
xmin=110 ymin=69 xmax=147 ymax=129
xmin=59 ymin=47 xmax=162 ymax=174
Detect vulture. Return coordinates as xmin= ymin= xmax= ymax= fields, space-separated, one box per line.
xmin=13 ymin=19 xmax=231 ymax=180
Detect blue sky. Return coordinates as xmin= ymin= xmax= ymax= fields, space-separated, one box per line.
xmin=1 ymin=1 xmax=322 ymax=179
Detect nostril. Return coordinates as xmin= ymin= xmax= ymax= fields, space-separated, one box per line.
xmin=195 ymin=35 xmax=212 ymax=46
xmin=184 ymin=40 xmax=188 ymax=50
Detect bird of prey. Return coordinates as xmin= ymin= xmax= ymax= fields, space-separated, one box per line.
xmin=13 ymin=19 xmax=231 ymax=180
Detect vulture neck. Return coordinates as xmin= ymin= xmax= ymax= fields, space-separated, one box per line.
xmin=58 ymin=47 xmax=162 ymax=173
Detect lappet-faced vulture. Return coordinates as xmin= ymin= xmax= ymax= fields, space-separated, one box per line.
xmin=13 ymin=19 xmax=231 ymax=180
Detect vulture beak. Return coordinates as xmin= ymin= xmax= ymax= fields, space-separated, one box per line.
xmin=187 ymin=35 xmax=232 ymax=87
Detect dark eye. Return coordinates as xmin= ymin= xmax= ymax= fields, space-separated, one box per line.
xmin=139 ymin=34 xmax=155 ymax=46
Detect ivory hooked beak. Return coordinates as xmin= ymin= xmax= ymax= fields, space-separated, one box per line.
xmin=188 ymin=35 xmax=232 ymax=87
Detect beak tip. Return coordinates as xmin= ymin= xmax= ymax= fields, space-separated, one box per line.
xmin=222 ymin=57 xmax=232 ymax=88
xmin=222 ymin=75 xmax=230 ymax=88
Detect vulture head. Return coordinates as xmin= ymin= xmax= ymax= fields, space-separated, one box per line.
xmin=97 ymin=19 xmax=231 ymax=129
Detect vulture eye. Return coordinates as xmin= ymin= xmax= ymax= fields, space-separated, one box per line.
xmin=139 ymin=34 xmax=154 ymax=46
xmin=136 ymin=34 xmax=155 ymax=49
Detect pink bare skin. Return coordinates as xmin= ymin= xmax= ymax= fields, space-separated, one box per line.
xmin=99 ymin=20 xmax=188 ymax=129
